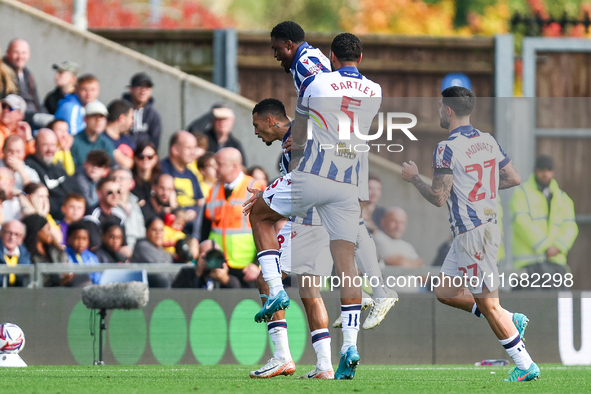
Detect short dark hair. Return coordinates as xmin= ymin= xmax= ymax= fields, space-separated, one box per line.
xmin=331 ymin=33 xmax=362 ymax=62
xmin=23 ymin=182 xmax=45 ymax=196
xmin=63 ymin=192 xmax=86 ymax=206
xmin=96 ymin=176 xmax=117 ymax=191
xmin=107 ymin=99 xmax=133 ymax=123
xmin=252 ymin=98 xmax=287 ymax=119
xmin=85 ymin=150 xmax=111 ymax=168
xmin=197 ymin=152 xmax=216 ymax=170
xmin=101 ymin=220 xmax=123 ymax=235
xmin=47 ymin=118 xmax=68 ymax=131
xmin=441 ymin=86 xmax=475 ymax=117
xmin=67 ymin=220 xmax=89 ymax=239
xmin=77 ymin=73 xmax=98 ymax=87
xmin=270 ymin=21 xmax=305 ymax=43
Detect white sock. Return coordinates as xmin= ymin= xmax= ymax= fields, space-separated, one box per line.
xmin=472 ymin=303 xmax=513 ymax=320
xmin=355 ymin=222 xmax=389 ymax=298
xmin=500 ymin=332 xmax=533 ymax=370
xmin=267 ymin=320 xmax=291 ymax=362
xmin=258 ymin=250 xmax=284 ymax=297
xmin=311 ymin=328 xmax=332 ymax=371
xmin=340 ymin=304 xmax=361 ymax=354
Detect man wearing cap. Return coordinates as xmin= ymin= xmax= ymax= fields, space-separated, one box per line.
xmin=71 ymin=101 xmax=114 ymax=170
xmin=201 ymin=104 xmax=246 ymax=163
xmin=122 ymin=72 xmax=162 ymax=149
xmin=44 ymin=61 xmax=79 ymax=115
xmin=0 ymin=94 xmax=35 ymax=156
xmin=510 ymin=155 xmax=578 ymax=280
xmin=3 ymin=39 xmax=44 ymax=116
xmin=54 ymin=74 xmax=101 ymax=135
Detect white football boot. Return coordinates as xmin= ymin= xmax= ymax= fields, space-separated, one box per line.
xmin=362 ymin=291 xmax=399 ymax=329
xmin=249 ymin=357 xmax=296 ymax=378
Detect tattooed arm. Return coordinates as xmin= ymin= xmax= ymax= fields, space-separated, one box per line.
xmin=401 ymin=161 xmax=453 ymax=207
xmin=499 ymin=161 xmax=521 ymax=190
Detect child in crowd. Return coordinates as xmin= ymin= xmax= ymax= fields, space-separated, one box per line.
xmin=65 ymin=221 xmax=100 ymax=285
xmin=48 ymin=119 xmax=75 ymax=176
xmin=94 ymin=221 xmax=128 ymax=263
xmin=162 ymin=210 xmax=187 ymax=256
xmin=196 ymin=152 xmax=217 ymax=199
xmin=72 ymin=150 xmax=111 ymax=208
xmin=59 ymin=193 xmax=86 ymax=245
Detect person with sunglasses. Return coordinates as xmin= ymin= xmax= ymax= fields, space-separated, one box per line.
xmin=0 ymin=94 xmax=35 ymax=156
xmin=83 ymin=176 xmax=132 ymax=258
xmin=131 ymin=140 xmax=161 ymax=203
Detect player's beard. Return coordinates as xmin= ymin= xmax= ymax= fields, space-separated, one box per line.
xmin=265 ymin=141 xmax=272 ymax=146
xmin=440 ymin=115 xmax=450 ymax=130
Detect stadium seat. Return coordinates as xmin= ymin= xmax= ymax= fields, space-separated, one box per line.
xmin=98 ymin=269 xmax=148 ymax=285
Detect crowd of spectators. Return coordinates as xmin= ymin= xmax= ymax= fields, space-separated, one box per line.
xmin=0 ymin=37 xmax=269 ymax=290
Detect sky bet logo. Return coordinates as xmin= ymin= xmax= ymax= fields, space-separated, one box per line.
xmin=306 ymin=109 xmax=418 ymax=154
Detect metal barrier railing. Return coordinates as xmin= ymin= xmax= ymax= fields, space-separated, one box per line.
xmin=0 ymin=263 xmax=188 ymax=288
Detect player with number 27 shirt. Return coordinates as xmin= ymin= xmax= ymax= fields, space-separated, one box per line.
xmin=401 ymin=86 xmax=540 ymax=383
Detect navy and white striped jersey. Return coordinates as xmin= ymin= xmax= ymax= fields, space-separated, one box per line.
xmin=432 ymin=125 xmax=510 ymax=236
xmin=291 ymin=42 xmax=331 ymax=94
xmin=280 ymin=128 xmax=321 ymax=226
xmin=295 ymin=66 xmax=382 ymax=185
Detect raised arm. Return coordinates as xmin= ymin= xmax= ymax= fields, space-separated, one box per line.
xmin=401 ymin=161 xmax=453 ymax=207
xmin=499 ymin=161 xmax=521 ymax=190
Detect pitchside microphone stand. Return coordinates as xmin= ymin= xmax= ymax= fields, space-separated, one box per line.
xmin=95 ymin=309 xmax=108 ymax=366
xmin=81 ymin=271 xmax=149 ymax=366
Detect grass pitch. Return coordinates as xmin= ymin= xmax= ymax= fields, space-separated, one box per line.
xmin=0 ymin=364 xmax=589 ymax=393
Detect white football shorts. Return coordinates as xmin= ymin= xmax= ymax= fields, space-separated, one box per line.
xmin=291 ymin=170 xmax=360 ymax=243
xmin=440 ymin=222 xmax=501 ymax=294
xmin=279 ymin=221 xmax=333 ymax=277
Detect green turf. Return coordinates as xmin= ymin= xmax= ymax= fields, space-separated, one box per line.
xmin=0 ymin=364 xmax=588 ymax=393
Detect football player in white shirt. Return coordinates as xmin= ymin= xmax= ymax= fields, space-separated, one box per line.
xmin=401 ymin=86 xmax=540 ymax=382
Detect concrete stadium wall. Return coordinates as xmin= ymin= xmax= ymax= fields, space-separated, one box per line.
xmin=0 ymin=288 xmax=588 ymax=366
xmin=0 ymin=0 xmax=281 ymax=174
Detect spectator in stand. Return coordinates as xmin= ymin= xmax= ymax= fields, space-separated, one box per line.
xmin=131 ymin=217 xmax=173 ymax=288
xmin=162 ymin=210 xmax=187 ymax=256
xmin=48 ymin=118 xmax=75 ymax=176
xmin=104 ymin=99 xmax=135 ymax=169
xmin=0 ymin=167 xmax=21 ymax=222
xmin=65 ymin=220 xmax=100 ymax=286
xmin=0 ymin=52 xmax=17 ymax=99
xmin=510 ymin=155 xmax=579 ymax=282
xmin=59 ymin=192 xmax=86 ymax=246
xmin=22 ymin=214 xmax=70 ymax=287
xmin=246 ymin=166 xmax=269 ymax=189
xmin=372 ymin=207 xmax=423 ymax=267
xmin=161 ymin=130 xmax=203 ymax=224
xmin=196 ymin=152 xmax=216 ymax=199
xmin=54 ymin=73 xmax=100 ymax=135
xmin=141 ymin=173 xmax=176 ymax=223
xmin=0 ymin=134 xmax=39 ymax=190
xmin=44 ymin=61 xmax=79 ymax=115
xmin=131 ymin=140 xmax=160 ymax=203
xmin=198 ymin=104 xmax=246 ymax=163
xmin=0 ymin=94 xmax=35 ymax=156
xmin=0 ymin=220 xmax=31 ymax=287
xmin=202 ymin=147 xmax=261 ymax=288
xmin=94 ymin=221 xmax=127 ymax=263
xmin=25 ymin=128 xmax=72 ymax=221
xmin=71 ymin=101 xmax=114 ymax=170
xmin=3 ymin=39 xmax=44 ymax=118
xmin=84 ymin=176 xmax=132 ymax=257
xmin=112 ymin=167 xmax=145 ymax=250
xmin=362 ymin=173 xmax=387 ymax=233
xmin=187 ymin=131 xmax=208 ymax=180
xmin=72 ymin=150 xmax=111 ymax=208
xmin=122 ymin=72 xmax=162 ymax=148
xmin=20 ymin=182 xmax=63 ymax=245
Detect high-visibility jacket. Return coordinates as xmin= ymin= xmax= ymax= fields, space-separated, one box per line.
xmin=510 ymin=175 xmax=578 ymax=268
xmin=205 ymin=174 xmax=262 ymax=270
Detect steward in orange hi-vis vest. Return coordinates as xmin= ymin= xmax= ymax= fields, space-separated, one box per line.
xmin=205 ymin=173 xmax=263 ymax=269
